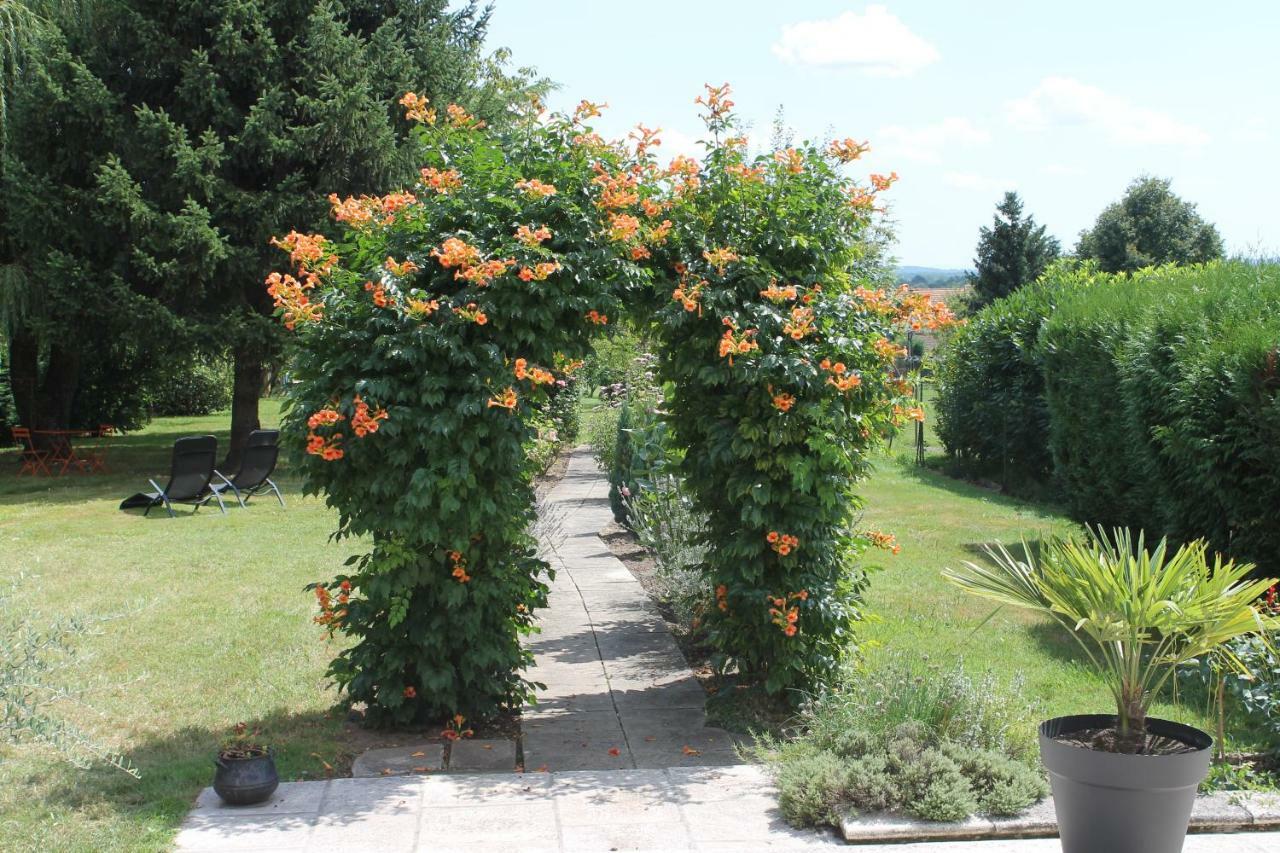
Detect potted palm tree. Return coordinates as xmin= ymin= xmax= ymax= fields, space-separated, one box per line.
xmin=944 ymin=528 xmax=1276 ymax=853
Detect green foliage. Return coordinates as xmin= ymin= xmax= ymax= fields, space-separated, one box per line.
xmin=607 ymin=401 xmax=671 ymax=525
xmin=147 ymin=360 xmax=233 ymax=417
xmin=763 ymin=656 xmax=1048 ymax=828
xmin=1077 ymin=176 xmax=1224 ymax=273
xmin=0 ymin=577 xmax=137 ymax=777
xmin=582 ymin=401 xmax=621 ymax=473
xmin=645 ymin=88 xmax=941 ymax=696
xmin=967 ymin=191 xmax=1060 ymax=308
xmin=579 ymin=325 xmax=658 ymax=397
xmin=945 ymin=528 xmax=1278 ymax=751
xmin=623 ymin=473 xmax=709 ymax=627
xmin=277 ymin=103 xmax=637 ymax=724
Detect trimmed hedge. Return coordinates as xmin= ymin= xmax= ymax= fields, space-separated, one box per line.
xmin=935 ymin=260 xmax=1280 ymax=573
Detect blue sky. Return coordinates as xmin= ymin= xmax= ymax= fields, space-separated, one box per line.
xmin=478 ymin=1 xmax=1276 ymax=268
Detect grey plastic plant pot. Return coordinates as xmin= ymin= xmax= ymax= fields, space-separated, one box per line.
xmin=1040 ymin=714 xmax=1212 ymax=853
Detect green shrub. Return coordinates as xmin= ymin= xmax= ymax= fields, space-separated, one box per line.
xmin=147 ymin=359 xmax=233 ymax=416
xmin=582 ymin=403 xmax=621 ymax=472
xmin=623 ymin=473 xmax=709 ymax=627
xmin=760 ymin=654 xmax=1046 ymax=828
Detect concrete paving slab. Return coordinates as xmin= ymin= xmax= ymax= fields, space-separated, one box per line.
xmin=447 ymin=738 xmax=517 ymax=773
xmin=192 ymin=781 xmax=326 ymax=816
xmin=350 ymin=743 xmax=445 ymax=779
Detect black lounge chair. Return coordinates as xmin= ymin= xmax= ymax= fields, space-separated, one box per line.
xmin=213 ymin=429 xmax=285 ymax=508
xmin=119 ymin=435 xmax=227 ymax=517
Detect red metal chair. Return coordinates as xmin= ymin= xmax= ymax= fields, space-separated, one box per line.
xmin=12 ymin=427 xmax=51 ymax=476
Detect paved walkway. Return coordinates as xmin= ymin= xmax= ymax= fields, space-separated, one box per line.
xmin=523 ymin=447 xmax=738 ymax=771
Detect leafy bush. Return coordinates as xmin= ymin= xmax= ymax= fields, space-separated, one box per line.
xmin=608 ymin=400 xmax=673 ymax=524
xmin=624 ymin=473 xmax=709 ymax=627
xmin=582 ymin=402 xmax=621 ymax=473
xmin=147 ymin=359 xmax=233 ymax=416
xmin=762 ymin=653 xmax=1045 ymax=828
xmin=272 ymin=98 xmax=642 ymax=724
xmin=645 ymin=85 xmax=955 ymax=695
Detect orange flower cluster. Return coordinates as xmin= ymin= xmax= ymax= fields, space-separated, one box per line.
xmin=432 ymin=236 xmax=481 ymax=269
xmin=574 ymin=99 xmax=607 ymax=121
xmin=456 ymin=258 xmax=516 ymax=287
xmin=783 ymin=306 xmax=816 ymax=340
xmin=554 ymin=354 xmax=586 ymax=374
xmin=874 ymin=337 xmax=908 ymax=361
xmin=605 ymin=213 xmax=641 ymax=242
xmin=703 ymin=247 xmax=739 ymax=275
xmin=820 ymin=358 xmax=862 ymax=392
xmin=593 ymin=167 xmax=641 ymax=209
xmin=306 ymin=407 xmax=345 ymax=461
xmin=517 ymin=261 xmax=561 ymax=282
xmin=384 ymin=256 xmax=419 ymax=277
xmin=885 ymin=376 xmax=914 ymax=396
xmin=441 ymin=714 xmax=474 ymax=741
xmin=513 ymin=358 xmax=555 ymax=385
xmin=406 ymin=298 xmax=439 ymax=319
xmin=715 ymin=583 xmax=729 ymax=613
xmin=774 ymin=148 xmax=805 ymax=174
xmin=766 ymin=530 xmax=799 ymax=556
xmin=767 ymin=590 xmax=808 ymax=636
xmin=871 ymin=172 xmax=899 ymax=192
xmin=828 ymin=137 xmax=871 ymax=162
xmin=585 ymin=310 xmax=609 ymax=325
xmin=893 ymin=404 xmax=926 ymax=423
xmin=329 ymin=192 xmax=419 ymax=227
xmin=695 ymin=82 xmax=735 ymax=120
xmin=514 ymin=224 xmax=553 ymax=247
xmin=892 ymin=285 xmax=959 ymax=331
xmin=646 ymin=219 xmax=673 ymax=244
xmin=515 ymin=178 xmax=558 ymax=199
xmin=399 ymin=91 xmax=435 ymax=123
xmin=265 ymin=271 xmax=321 ymax=330
xmin=445 ymin=103 xmax=485 ymax=130
xmin=314 ymin=583 xmax=348 ymax=628
xmin=351 ymin=395 xmax=388 ymax=437
xmin=770 ymin=388 xmax=796 ymax=412
xmin=419 ymin=167 xmax=462 ymax=194
xmin=629 ymin=124 xmax=662 ymax=159
xmin=487 ymin=387 xmax=517 ymax=410
xmin=672 ymin=272 xmax=706 ymax=314
xmin=269 ymin=231 xmax=337 ymax=283
xmin=760 ymin=281 xmax=799 ymax=302
xmin=718 ymin=322 xmax=759 ymax=364
xmin=665 ymin=155 xmax=701 ymax=195
xmin=364 ymin=281 xmax=394 ymax=308
xmin=456 ymin=302 xmax=488 ymax=325
xmin=448 ymin=550 xmax=471 ymax=583
xmin=725 ymin=162 xmax=765 ymax=183
xmin=867 ymin=530 xmax=901 ymax=555
xmin=853 ymin=286 xmax=894 ymax=314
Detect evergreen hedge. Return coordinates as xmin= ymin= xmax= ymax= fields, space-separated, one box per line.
xmin=936 ymin=260 xmax=1280 ymax=573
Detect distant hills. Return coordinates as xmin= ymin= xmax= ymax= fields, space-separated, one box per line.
xmin=896 ymin=265 xmax=971 ymax=287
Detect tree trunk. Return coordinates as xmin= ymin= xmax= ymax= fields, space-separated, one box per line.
xmin=227 ymin=344 xmax=264 ymax=470
xmin=39 ymin=342 xmax=80 ymax=430
xmin=8 ymin=327 xmax=39 ymax=430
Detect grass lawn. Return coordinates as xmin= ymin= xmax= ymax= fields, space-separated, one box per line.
xmin=857 ymin=449 xmax=1235 ymax=744
xmin=0 ymin=401 xmax=358 ymax=853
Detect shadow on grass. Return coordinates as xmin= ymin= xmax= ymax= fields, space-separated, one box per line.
xmin=888 ymin=453 xmax=1067 ymax=519
xmin=27 ymin=705 xmax=352 ymax=841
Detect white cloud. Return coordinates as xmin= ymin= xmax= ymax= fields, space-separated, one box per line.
xmin=772 ymin=6 xmax=939 ymax=77
xmin=1006 ymin=76 xmax=1209 ymax=147
xmin=656 ymin=127 xmax=705 ymax=162
xmin=875 ymin=117 xmax=990 ymax=164
xmin=943 ymin=172 xmax=1015 ymax=193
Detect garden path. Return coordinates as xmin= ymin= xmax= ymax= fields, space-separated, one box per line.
xmin=522 ymin=446 xmax=738 ymax=771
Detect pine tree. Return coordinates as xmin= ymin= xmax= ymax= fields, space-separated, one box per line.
xmin=1 ymin=0 xmax=544 ymax=459
xmin=968 ymin=191 xmax=1060 ymax=308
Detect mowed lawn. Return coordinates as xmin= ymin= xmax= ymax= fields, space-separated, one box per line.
xmin=0 ymin=401 xmax=359 ymax=852
xmin=857 ymin=450 xmax=1228 ymax=741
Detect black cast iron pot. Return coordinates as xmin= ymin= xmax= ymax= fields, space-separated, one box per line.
xmin=213 ymin=747 xmax=279 ymax=806
xmin=1040 ymin=714 xmax=1212 ymax=853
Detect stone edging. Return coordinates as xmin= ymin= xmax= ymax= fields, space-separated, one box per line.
xmin=841 ymin=792 xmax=1280 ymax=844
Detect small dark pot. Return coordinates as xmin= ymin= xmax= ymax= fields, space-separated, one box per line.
xmin=213 ymin=748 xmax=279 ymax=806
xmin=1040 ymin=714 xmax=1212 ymax=853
